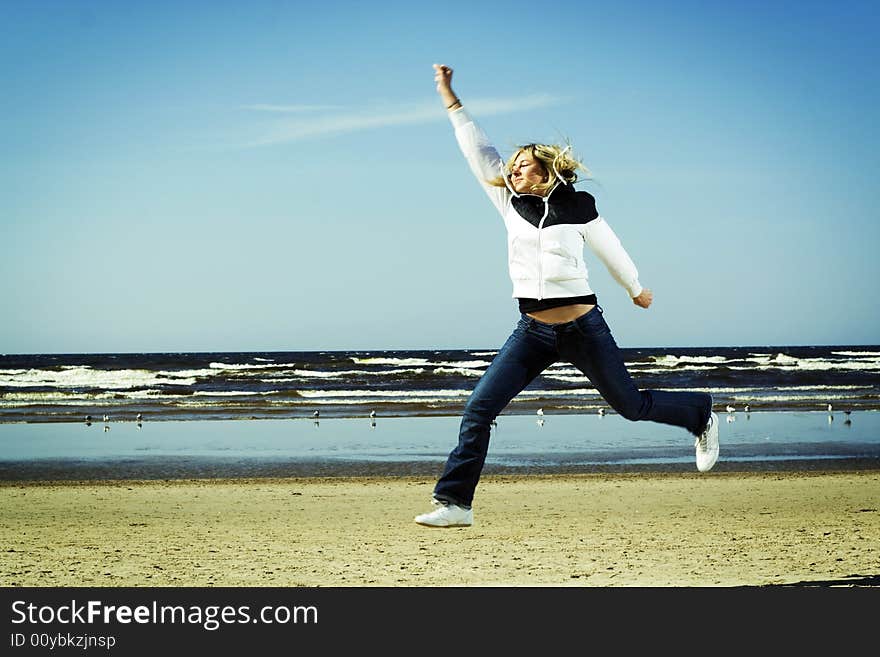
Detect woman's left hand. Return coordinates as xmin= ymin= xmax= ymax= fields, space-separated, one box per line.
xmin=633 ymin=288 xmax=653 ymax=309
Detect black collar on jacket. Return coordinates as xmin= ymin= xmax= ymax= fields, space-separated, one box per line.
xmin=511 ymin=182 xmax=599 ymax=229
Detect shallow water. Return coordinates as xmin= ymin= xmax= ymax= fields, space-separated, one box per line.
xmin=0 ymin=411 xmax=876 ymax=474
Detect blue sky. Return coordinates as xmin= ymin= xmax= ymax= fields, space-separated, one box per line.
xmin=2 ymin=0 xmax=878 ymax=353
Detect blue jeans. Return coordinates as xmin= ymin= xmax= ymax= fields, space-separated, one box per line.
xmin=433 ymin=307 xmax=712 ymax=507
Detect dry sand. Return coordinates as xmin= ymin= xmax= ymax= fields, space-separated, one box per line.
xmin=1 ymin=471 xmax=878 ymax=587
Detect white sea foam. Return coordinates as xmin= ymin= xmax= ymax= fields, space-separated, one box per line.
xmin=296 ymin=389 xmax=468 ymax=399
xmin=652 ymin=355 xmax=730 ymax=366
xmin=293 ymin=388 xmax=595 ymax=401
xmin=638 ymin=353 xmax=880 ymax=372
xmin=0 ymin=399 xmax=127 ymax=408
xmin=643 ymin=352 xmax=878 ymax=369
xmin=626 ymin=366 xmax=717 ymax=374
xmin=778 ymin=384 xmax=870 ymax=391
xmin=0 ymin=388 xmax=185 ymax=406
xmin=433 ymin=367 xmax=485 ymax=377
xmin=1 ymin=391 xmax=101 ymax=402
xmin=731 ymin=393 xmax=877 ymax=403
xmin=293 ymin=387 xmax=602 ymax=400
xmin=0 ymin=367 xmax=196 ymax=389
xmin=172 ymin=400 xmax=264 ymax=407
xmin=832 ymin=351 xmax=880 ymax=357
xmin=1 ymin=386 xmax=304 ymax=406
xmin=265 ymin=364 xmax=485 ymax=380
xmin=660 ymin=385 xmax=871 ymax=394
xmin=505 ymin=390 xmax=601 ymax=401
xmin=350 ymin=357 xmax=432 ymax=366
xmin=350 ymin=356 xmax=491 ymax=369
xmin=116 ymin=390 xmax=176 ymax=399
xmin=209 ymin=362 xmax=299 ymax=370
xmin=433 ymin=360 xmax=492 ymax=369
xmin=269 ymin=398 xmax=452 ymax=406
xmin=259 ymin=367 xmax=428 ymax=381
xmin=727 ymin=360 xmax=880 ymax=372
xmin=157 ymin=368 xmax=220 ymax=378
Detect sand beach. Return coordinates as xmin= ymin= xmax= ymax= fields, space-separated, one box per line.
xmin=2 ymin=470 xmax=878 ymax=588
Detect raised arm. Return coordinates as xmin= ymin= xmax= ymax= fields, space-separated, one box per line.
xmin=433 ymin=64 xmax=462 ymax=111
xmin=433 ymin=64 xmax=509 ymax=215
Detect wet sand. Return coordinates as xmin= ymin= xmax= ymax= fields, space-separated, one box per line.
xmin=2 ymin=470 xmax=878 ymax=587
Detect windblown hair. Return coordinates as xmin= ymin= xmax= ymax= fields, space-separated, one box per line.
xmin=489 ymin=142 xmax=589 ymax=195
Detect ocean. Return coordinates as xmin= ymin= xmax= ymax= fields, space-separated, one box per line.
xmin=2 ymin=345 xmax=879 ymax=423
xmin=1 ymin=346 xmax=878 ymax=478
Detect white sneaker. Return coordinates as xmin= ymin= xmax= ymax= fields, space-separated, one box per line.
xmin=695 ymin=412 xmax=720 ymax=472
xmin=414 ymin=499 xmax=473 ymax=527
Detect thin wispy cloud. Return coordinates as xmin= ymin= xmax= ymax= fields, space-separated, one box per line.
xmin=240 ymin=103 xmax=341 ymax=113
xmin=242 ymin=93 xmax=564 ymax=147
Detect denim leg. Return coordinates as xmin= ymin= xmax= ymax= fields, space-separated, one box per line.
xmin=433 ymin=317 xmax=557 ymax=507
xmin=557 ymin=307 xmax=711 ymax=436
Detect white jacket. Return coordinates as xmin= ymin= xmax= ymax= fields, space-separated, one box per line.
xmin=449 ymin=108 xmax=643 ymax=301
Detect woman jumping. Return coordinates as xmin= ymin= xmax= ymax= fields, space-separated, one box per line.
xmin=415 ymin=64 xmax=720 ymax=528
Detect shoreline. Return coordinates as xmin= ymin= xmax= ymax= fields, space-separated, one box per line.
xmin=2 ymin=455 xmax=880 ymax=482
xmin=3 ymin=407 xmax=880 ymax=424
xmin=2 ymin=470 xmax=878 ymax=587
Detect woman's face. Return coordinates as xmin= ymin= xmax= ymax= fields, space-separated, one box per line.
xmin=509 ymin=150 xmax=548 ymax=194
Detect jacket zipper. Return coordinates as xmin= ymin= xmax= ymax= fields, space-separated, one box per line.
xmin=536 ymin=196 xmax=550 ymax=299
xmin=515 ymin=182 xmax=560 ymax=300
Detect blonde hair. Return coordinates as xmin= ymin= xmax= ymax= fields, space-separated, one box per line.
xmin=489 ymin=142 xmax=589 ymax=195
